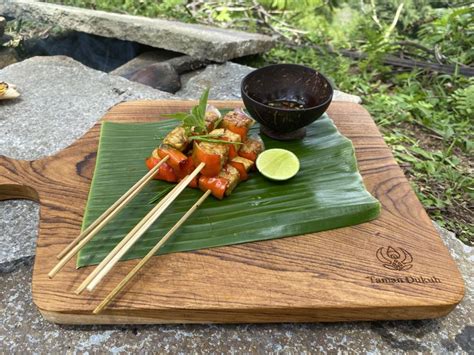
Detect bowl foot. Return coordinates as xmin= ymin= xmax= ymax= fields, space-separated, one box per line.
xmin=260 ymin=126 xmax=306 ymax=141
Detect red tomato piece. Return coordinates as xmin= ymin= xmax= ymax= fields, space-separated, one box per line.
xmin=145 ymin=156 xmax=177 ymax=183
xmin=198 ymin=176 xmax=228 ymax=200
xmin=157 ymin=147 xmax=194 ymax=179
xmin=192 ymin=141 xmax=225 ymax=177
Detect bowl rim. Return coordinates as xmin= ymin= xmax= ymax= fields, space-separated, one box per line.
xmin=241 ymin=63 xmax=334 ymax=112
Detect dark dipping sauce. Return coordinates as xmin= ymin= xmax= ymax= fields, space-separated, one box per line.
xmin=266 ymin=99 xmax=306 ymax=110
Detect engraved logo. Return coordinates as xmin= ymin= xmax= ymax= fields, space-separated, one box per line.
xmin=376 ymin=246 xmax=413 ymax=271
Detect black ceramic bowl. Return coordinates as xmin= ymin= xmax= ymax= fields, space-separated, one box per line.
xmin=241 ymin=64 xmax=333 ymax=140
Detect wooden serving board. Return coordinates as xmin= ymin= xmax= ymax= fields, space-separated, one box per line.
xmin=0 ymin=100 xmax=464 ymax=324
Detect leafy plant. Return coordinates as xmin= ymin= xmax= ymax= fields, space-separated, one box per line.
xmin=163 ymin=87 xmax=210 ymax=134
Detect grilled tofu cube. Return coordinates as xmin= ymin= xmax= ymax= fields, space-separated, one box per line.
xmin=218 ymin=164 xmax=240 ymax=196
xmin=163 ymin=126 xmax=188 ymax=152
xmin=231 ymin=156 xmax=254 ymax=171
xmin=230 ymin=156 xmax=254 ymax=180
xmin=204 ymin=111 xmax=221 ymax=132
xmin=210 ymin=128 xmax=241 ymax=158
xmin=239 ymin=135 xmax=265 ymax=162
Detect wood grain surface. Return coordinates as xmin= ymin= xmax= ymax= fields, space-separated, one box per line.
xmin=0 ymin=100 xmax=465 ymax=324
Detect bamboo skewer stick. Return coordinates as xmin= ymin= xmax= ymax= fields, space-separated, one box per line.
xmin=93 ymin=189 xmax=212 ymax=314
xmin=56 ymin=155 xmax=170 ymax=261
xmin=77 ymin=162 xmax=206 ymax=294
xmin=48 ymin=156 xmax=170 ymax=279
xmin=74 ymin=181 xmax=182 ymax=294
xmin=85 ymin=162 xmax=205 ymax=292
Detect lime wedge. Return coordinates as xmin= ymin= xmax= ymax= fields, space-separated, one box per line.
xmin=256 ymin=148 xmax=300 ymax=181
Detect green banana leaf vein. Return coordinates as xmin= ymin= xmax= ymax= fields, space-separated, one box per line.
xmin=77 ymin=113 xmax=380 ymax=267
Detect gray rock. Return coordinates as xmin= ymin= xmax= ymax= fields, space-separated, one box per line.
xmin=110 ymin=50 xmax=180 ymax=77
xmin=177 ymin=62 xmax=254 ymax=100
xmin=129 ymin=62 xmax=181 ymax=93
xmin=167 ymin=56 xmax=210 ymax=74
xmin=111 ymin=53 xmax=209 ymax=93
xmin=0 ymin=55 xmax=173 ymax=161
xmin=0 ymin=200 xmax=38 ymax=272
xmin=177 ymin=62 xmax=362 ymax=103
xmin=433 ymin=222 xmax=473 ymax=326
xmin=333 ymin=89 xmax=361 ymax=104
xmin=0 ymin=47 xmax=18 ymax=69
xmin=0 ymin=0 xmax=275 ymax=62
xmin=0 ymin=223 xmax=471 ymax=352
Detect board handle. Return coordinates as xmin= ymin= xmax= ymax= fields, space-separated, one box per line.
xmin=0 ymin=155 xmax=39 ymax=201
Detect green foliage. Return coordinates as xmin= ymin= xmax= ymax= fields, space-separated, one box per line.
xmin=419 ymin=7 xmax=474 ymax=65
xmin=450 ymin=80 xmax=474 ymax=118
xmin=163 ymin=88 xmax=209 ymax=134
xmin=357 ymin=0 xmax=436 ymax=32
xmin=259 ymin=0 xmax=335 ymax=11
xmin=46 ymin=0 xmax=192 ymax=20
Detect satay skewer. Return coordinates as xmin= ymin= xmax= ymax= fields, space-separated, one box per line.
xmin=93 ymin=189 xmax=212 ymax=314
xmin=75 ymin=162 xmax=205 ymax=294
xmin=48 ymin=156 xmax=170 ymax=279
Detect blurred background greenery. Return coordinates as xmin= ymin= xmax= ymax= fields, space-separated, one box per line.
xmin=40 ymin=0 xmax=473 ymax=244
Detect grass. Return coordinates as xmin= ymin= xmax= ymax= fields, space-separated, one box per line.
xmin=35 ymin=0 xmax=473 ymax=244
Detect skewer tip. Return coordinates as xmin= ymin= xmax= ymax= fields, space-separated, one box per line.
xmin=56 ymin=248 xmax=69 ymax=259
xmin=48 ymin=267 xmax=59 ymax=279
xmin=92 ymin=300 xmax=109 ymax=314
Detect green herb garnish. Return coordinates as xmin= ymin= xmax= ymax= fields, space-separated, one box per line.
xmin=148 ymin=185 xmax=174 ymax=204
xmin=188 ymin=134 xmax=243 ymax=145
xmin=163 ymin=88 xmax=210 ymax=134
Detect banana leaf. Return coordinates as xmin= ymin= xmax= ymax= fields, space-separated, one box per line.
xmin=77 ymin=113 xmax=380 ymax=267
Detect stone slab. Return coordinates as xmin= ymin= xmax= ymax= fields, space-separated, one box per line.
xmin=0 ymin=56 xmax=172 ymax=161
xmin=0 ymin=0 xmax=275 ymax=62
xmin=177 ymin=62 xmax=253 ymax=100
